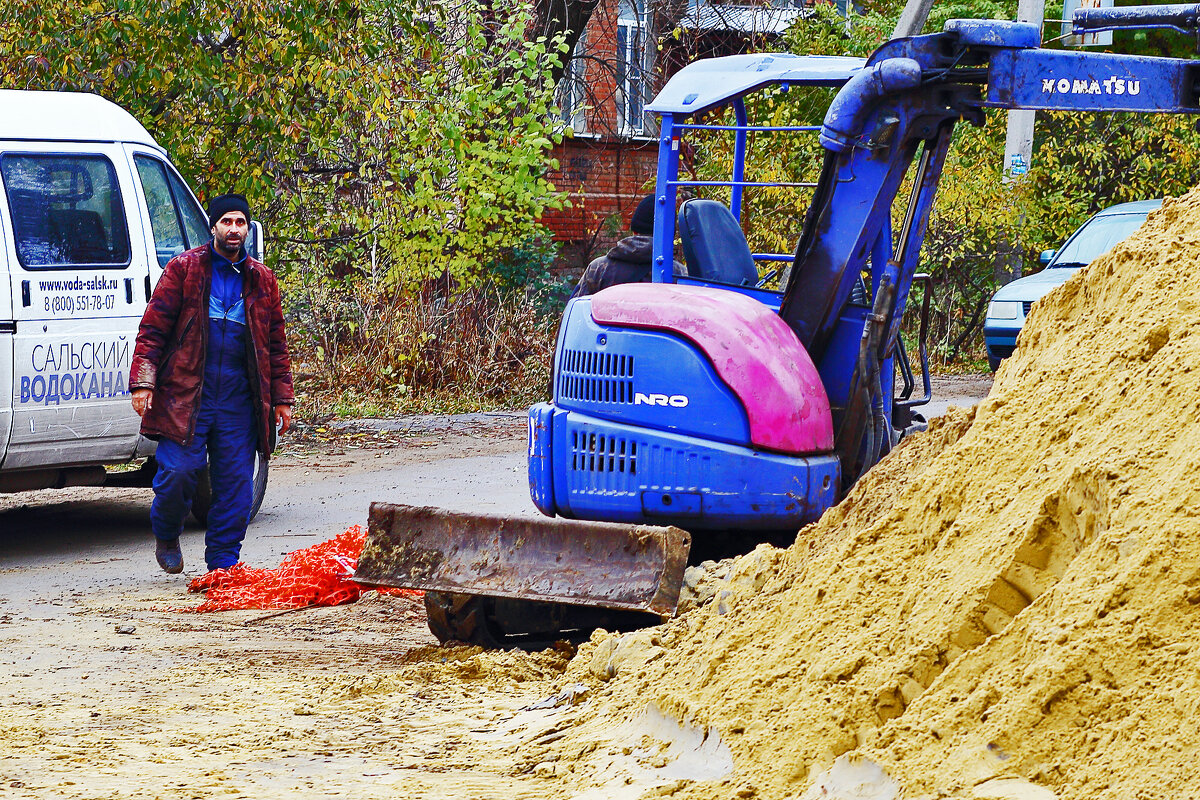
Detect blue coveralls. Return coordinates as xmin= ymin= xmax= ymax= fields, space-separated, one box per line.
xmin=150 ymin=245 xmax=259 ymax=570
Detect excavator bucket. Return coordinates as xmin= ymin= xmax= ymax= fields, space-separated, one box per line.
xmin=354 ymin=502 xmax=691 ymax=615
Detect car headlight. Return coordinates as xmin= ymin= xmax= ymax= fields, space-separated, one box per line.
xmin=987 ymin=300 xmax=1022 ymax=320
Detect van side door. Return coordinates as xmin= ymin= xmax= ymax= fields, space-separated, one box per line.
xmin=0 ymin=209 xmax=12 ymax=464
xmin=0 ymin=144 xmax=152 ymax=470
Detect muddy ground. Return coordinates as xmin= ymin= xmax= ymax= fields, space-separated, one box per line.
xmin=0 ymin=418 xmax=566 ymax=799
xmin=0 ymin=377 xmax=991 ymax=799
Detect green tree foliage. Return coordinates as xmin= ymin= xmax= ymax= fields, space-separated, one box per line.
xmin=0 ymin=0 xmax=566 ymax=289
xmin=0 ymin=0 xmax=570 ymax=409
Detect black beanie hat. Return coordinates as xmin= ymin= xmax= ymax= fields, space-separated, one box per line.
xmin=207 ymin=193 xmax=251 ymax=228
xmin=629 ymin=194 xmax=656 ymax=235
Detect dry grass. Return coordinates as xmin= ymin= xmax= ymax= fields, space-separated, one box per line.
xmin=287 ymin=280 xmax=559 ymax=419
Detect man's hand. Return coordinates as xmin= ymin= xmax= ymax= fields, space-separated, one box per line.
xmin=274 ymin=404 xmax=293 ymax=435
xmin=132 ymin=388 xmax=153 ymax=417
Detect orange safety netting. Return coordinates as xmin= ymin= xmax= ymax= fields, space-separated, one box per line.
xmin=183 ymin=525 xmax=418 ymax=612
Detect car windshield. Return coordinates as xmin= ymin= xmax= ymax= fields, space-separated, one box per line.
xmin=1050 ymin=212 xmax=1148 ymax=268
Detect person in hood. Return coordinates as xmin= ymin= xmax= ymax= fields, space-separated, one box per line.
xmin=569 ymin=194 xmax=686 ymax=299
xmin=130 ymin=193 xmax=294 ymax=576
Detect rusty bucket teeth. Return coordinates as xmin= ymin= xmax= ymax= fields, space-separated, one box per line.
xmin=354 ymin=503 xmax=691 ymax=615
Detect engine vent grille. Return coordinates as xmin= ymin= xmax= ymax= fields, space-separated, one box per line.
xmin=558 ymin=349 xmax=635 ymax=405
xmin=1021 ymin=301 xmax=1033 ymax=316
xmin=570 ymin=430 xmax=637 ymax=475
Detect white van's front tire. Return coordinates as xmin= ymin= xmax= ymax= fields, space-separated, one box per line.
xmin=188 ymin=453 xmax=269 ymax=526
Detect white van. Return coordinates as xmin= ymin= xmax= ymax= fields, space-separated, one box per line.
xmin=0 ymin=89 xmax=267 ymax=521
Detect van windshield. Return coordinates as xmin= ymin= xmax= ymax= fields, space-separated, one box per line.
xmin=1 ymin=154 xmax=132 ymax=269
xmin=1050 ymin=213 xmax=1148 ymax=269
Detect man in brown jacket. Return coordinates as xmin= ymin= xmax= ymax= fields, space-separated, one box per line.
xmin=130 ymin=194 xmax=294 ymax=575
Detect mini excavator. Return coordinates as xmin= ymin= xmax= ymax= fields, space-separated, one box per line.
xmin=356 ymin=4 xmax=1200 ymax=645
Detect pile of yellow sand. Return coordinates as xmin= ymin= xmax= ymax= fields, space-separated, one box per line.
xmin=538 ymin=189 xmax=1200 ymax=799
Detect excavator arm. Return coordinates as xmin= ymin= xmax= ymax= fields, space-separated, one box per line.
xmin=782 ymin=15 xmax=1200 ymax=479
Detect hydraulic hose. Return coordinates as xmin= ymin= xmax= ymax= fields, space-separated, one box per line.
xmin=855 ymin=325 xmax=876 ymax=477
xmin=871 ymin=357 xmax=894 ymax=461
xmin=857 ymin=276 xmax=898 ymax=480
xmin=820 ymin=58 xmax=923 ymax=153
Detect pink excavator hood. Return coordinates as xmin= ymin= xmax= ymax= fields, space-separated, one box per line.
xmin=589 ymin=283 xmax=834 ymax=455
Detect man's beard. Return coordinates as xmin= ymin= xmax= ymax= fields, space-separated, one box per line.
xmin=218 ymin=232 xmax=244 ymax=253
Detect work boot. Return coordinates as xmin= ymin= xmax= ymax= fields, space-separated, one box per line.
xmin=155 ymin=538 xmax=184 ymax=574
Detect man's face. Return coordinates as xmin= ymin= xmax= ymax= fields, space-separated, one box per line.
xmin=212 ymin=211 xmax=248 ymax=253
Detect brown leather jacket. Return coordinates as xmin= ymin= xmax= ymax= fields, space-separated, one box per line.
xmin=130 ymin=244 xmax=294 ymax=457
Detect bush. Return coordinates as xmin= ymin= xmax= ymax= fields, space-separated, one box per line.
xmin=0 ymin=0 xmax=574 ymax=415
xmin=286 ymin=250 xmax=564 ymax=418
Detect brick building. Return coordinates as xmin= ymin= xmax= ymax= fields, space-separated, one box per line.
xmin=541 ymin=0 xmax=812 ymax=272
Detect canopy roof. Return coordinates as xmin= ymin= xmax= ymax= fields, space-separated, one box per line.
xmin=648 ymin=53 xmax=865 ymax=117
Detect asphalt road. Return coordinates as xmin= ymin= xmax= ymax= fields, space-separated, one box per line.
xmin=0 ymin=373 xmax=992 ymax=595
xmin=0 ymin=425 xmax=531 ymax=600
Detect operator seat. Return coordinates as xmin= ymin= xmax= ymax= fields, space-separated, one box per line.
xmin=677 ymin=199 xmax=759 ymax=287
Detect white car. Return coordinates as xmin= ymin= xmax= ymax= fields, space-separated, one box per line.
xmin=983 ymin=199 xmax=1160 ymax=370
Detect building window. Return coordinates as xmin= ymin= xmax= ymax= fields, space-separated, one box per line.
xmin=617 ymin=0 xmax=647 ymax=135
xmin=557 ymin=37 xmax=588 ymax=133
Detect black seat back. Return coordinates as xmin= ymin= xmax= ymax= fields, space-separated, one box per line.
xmin=9 ymin=189 xmax=52 ymax=264
xmin=48 ymin=208 xmax=109 ymax=263
xmin=677 ymin=199 xmax=759 ymax=287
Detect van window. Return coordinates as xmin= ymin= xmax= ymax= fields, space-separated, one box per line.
xmin=1 ymin=154 xmax=132 ymax=270
xmin=134 ymin=157 xmax=186 ymax=268
xmin=135 ymin=156 xmax=211 ymax=267
xmin=167 ymin=170 xmax=211 ymax=249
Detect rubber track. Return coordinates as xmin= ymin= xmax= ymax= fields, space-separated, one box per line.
xmin=424 ymin=591 xmax=503 ymax=648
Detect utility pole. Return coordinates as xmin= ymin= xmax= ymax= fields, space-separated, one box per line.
xmin=892 ymin=0 xmax=936 ymax=38
xmin=1003 ymin=0 xmax=1046 ymax=182
xmin=998 ymin=0 xmax=1046 ymax=284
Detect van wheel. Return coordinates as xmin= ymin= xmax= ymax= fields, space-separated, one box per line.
xmin=188 ymin=453 xmax=269 ymax=526
xmin=248 ymin=453 xmax=269 ymax=521
xmin=190 ymin=469 xmax=212 ymax=526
